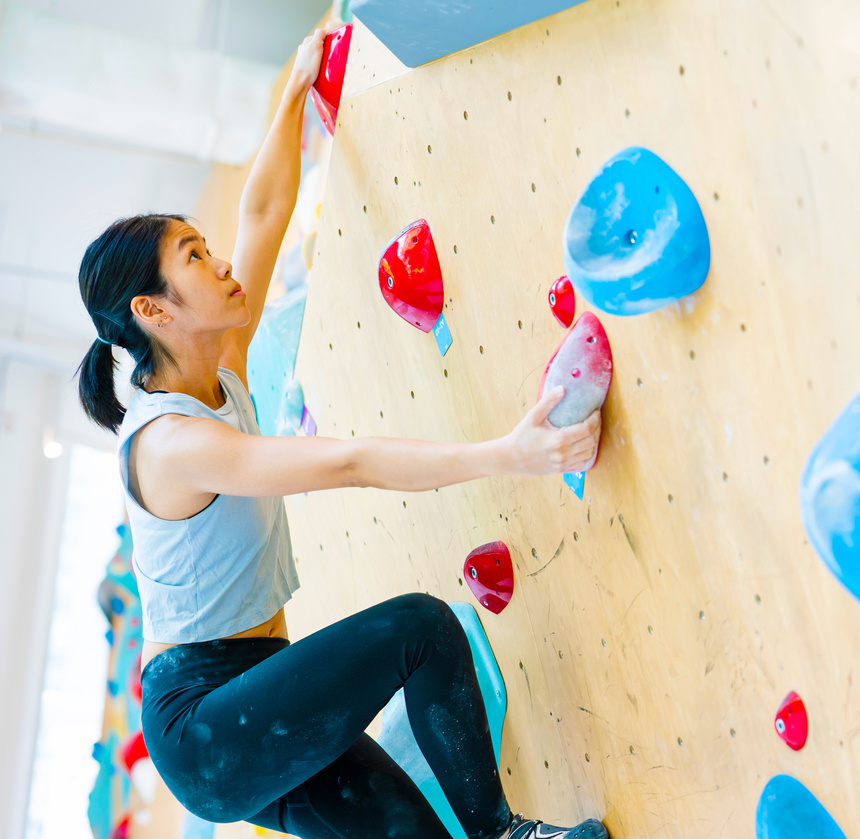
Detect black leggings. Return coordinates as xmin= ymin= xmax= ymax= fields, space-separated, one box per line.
xmin=141 ymin=593 xmax=513 ymax=839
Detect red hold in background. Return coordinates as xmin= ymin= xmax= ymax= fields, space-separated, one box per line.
xmin=774 ymin=691 xmax=809 ymax=751
xmin=119 ymin=730 xmax=149 ymax=773
xmin=548 ymin=275 xmax=576 ymax=328
xmin=464 ymin=542 xmax=514 ymax=614
xmin=311 ymin=23 xmax=353 ymax=135
xmin=378 ymin=219 xmax=445 ymax=332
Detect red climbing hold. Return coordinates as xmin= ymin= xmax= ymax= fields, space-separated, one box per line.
xmin=378 ymin=219 xmax=445 ymax=332
xmin=774 ymin=691 xmax=808 ymax=751
xmin=311 ymin=23 xmax=353 ymax=135
xmin=129 ymin=654 xmax=143 ymax=704
xmin=464 ymin=542 xmax=514 ymax=615
xmin=538 ymin=311 xmax=613 ymax=469
xmin=548 ymin=275 xmax=576 ymax=328
xmin=110 ymin=816 xmax=130 ymax=839
xmin=119 ymin=730 xmax=150 ymax=773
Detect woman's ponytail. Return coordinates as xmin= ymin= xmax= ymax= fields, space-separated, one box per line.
xmin=77 ymin=339 xmax=124 ymax=434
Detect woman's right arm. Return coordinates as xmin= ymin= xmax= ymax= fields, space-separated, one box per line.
xmin=145 ymin=387 xmax=602 ymax=498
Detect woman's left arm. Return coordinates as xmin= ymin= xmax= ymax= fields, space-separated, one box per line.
xmin=221 ymin=27 xmax=329 ymax=382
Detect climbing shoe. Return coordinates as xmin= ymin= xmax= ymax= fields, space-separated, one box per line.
xmin=503 ymin=813 xmax=609 ymax=839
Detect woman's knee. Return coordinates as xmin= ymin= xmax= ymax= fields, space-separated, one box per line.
xmin=388 ymin=593 xmax=468 ymax=653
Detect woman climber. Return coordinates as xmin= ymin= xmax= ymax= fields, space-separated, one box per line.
xmin=76 ymin=26 xmax=608 ymax=839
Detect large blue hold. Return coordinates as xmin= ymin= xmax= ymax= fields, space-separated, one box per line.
xmin=756 ymin=775 xmax=846 ymax=839
xmin=376 ymin=602 xmax=506 ymax=839
xmin=351 ymin=0 xmax=590 ymax=68
xmin=247 ymin=285 xmax=308 ymax=436
xmin=800 ymin=393 xmax=860 ymax=601
xmin=563 ymin=147 xmax=710 ymax=316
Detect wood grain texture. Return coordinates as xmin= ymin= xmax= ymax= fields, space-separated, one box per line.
xmin=280 ymin=0 xmax=860 ymax=836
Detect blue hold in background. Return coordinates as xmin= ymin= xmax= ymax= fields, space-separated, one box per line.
xmin=800 ymin=393 xmax=860 ymax=601
xmin=563 ymin=147 xmax=710 ymax=316
xmin=247 ymin=285 xmax=308 ymax=436
xmin=756 ymin=775 xmax=846 ymax=839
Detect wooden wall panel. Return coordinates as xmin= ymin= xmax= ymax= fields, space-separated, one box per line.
xmin=282 ymin=1 xmax=860 ymax=836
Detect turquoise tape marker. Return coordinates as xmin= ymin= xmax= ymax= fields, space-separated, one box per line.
xmin=563 ymin=471 xmax=585 ymax=500
xmin=433 ymin=312 xmax=453 ymax=356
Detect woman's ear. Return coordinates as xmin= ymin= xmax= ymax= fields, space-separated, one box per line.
xmin=130 ymin=295 xmax=168 ymax=329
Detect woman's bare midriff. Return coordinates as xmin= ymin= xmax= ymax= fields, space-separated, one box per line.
xmin=140 ymin=608 xmax=288 ymax=672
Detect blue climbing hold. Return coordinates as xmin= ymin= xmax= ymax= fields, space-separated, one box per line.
xmin=350 ymin=0 xmax=591 ymax=68
xmin=181 ymin=812 xmax=216 ymax=839
xmin=377 ymin=602 xmax=506 ymax=839
xmin=563 ymin=147 xmax=710 ymax=316
xmin=756 ymin=775 xmax=846 ymax=839
xmin=247 ymin=285 xmax=308 ymax=436
xmin=800 ymin=393 xmax=860 ymax=601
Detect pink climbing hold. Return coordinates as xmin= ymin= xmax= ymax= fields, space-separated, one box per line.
xmin=311 ymin=23 xmax=353 ymax=135
xmin=378 ymin=219 xmax=445 ymax=332
xmin=548 ymin=275 xmax=576 ymax=328
xmin=464 ymin=542 xmax=514 ymax=615
xmin=538 ymin=311 xmax=613 ymax=470
xmin=774 ymin=691 xmax=808 ymax=751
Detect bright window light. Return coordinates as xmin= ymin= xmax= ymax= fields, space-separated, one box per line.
xmin=25 ymin=444 xmax=125 ymax=839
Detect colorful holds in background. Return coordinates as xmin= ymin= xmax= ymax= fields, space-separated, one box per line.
xmin=539 ymin=311 xmax=613 ymax=470
xmin=378 ymin=219 xmax=445 ymax=332
xmin=756 ymin=775 xmax=846 ymax=839
xmin=799 ymin=393 xmax=860 ymax=601
xmin=548 ymin=275 xmax=576 ymax=328
xmin=463 ymin=542 xmax=514 ymax=614
xmin=563 ymin=146 xmax=710 ymax=316
xmin=311 ymin=23 xmax=353 ymax=135
xmin=774 ymin=691 xmax=808 ymax=751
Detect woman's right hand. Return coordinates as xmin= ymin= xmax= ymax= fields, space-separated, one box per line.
xmin=504 ymin=387 xmax=602 ymax=475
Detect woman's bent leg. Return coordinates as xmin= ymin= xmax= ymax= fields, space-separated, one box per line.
xmin=248 ymin=733 xmax=451 ymax=838
xmin=141 ymin=593 xmax=512 ymax=839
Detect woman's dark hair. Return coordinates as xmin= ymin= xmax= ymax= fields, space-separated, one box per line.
xmin=77 ymin=214 xmax=186 ymax=434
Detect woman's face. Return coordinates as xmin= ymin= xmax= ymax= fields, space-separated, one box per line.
xmin=156 ymin=219 xmax=249 ymax=335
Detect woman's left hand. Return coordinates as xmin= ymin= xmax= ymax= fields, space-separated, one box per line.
xmin=291 ymin=26 xmax=334 ymax=92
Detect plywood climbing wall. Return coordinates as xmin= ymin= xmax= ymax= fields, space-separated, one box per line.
xmin=274 ymin=1 xmax=860 ymax=836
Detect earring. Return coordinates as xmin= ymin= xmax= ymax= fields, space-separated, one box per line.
xmin=158 ymin=321 xmax=163 ymax=328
